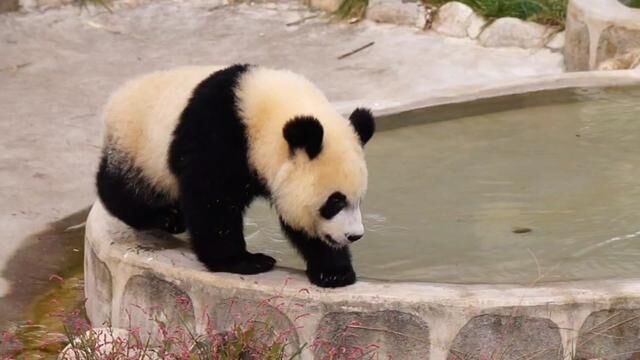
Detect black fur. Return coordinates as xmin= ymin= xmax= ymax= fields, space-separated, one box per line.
xmin=349 ymin=108 xmax=375 ymax=145
xmin=167 ymin=64 xmax=276 ymax=275
xmin=97 ymin=147 xmax=186 ymax=234
xmin=280 ymin=220 xmax=356 ymax=288
xmin=283 ymin=116 xmax=324 ymax=159
xmin=319 ymin=191 xmax=347 ymax=220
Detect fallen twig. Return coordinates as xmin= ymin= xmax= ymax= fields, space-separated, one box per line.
xmin=286 ymin=14 xmax=320 ymax=26
xmin=337 ymin=41 xmax=374 ymax=60
xmin=0 ymin=62 xmax=32 ymax=73
xmin=207 ymin=4 xmax=228 ymax=11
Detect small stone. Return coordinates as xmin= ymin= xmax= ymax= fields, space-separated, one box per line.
xmin=0 ymin=0 xmax=19 ymax=13
xmin=546 ymin=30 xmax=565 ymax=50
xmin=36 ymin=0 xmax=72 ymax=9
xmin=513 ymin=227 xmax=532 ymax=234
xmin=597 ymin=48 xmax=640 ymax=70
xmin=308 ymin=0 xmax=342 ymax=13
xmin=18 ymin=0 xmax=37 ymax=10
xmin=366 ymin=0 xmax=419 ymax=26
xmin=478 ymin=17 xmax=555 ymax=48
xmin=118 ymin=0 xmax=152 ymax=8
xmin=432 ymin=2 xmax=481 ymax=38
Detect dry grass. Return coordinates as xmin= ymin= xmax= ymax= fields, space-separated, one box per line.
xmin=0 ymin=278 xmax=385 ymax=359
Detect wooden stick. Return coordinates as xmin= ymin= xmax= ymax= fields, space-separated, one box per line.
xmin=337 ymin=41 xmax=374 ymax=60
xmin=286 ymin=14 xmax=321 ymax=26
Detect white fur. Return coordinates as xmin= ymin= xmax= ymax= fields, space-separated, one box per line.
xmin=318 ymin=203 xmax=364 ymax=246
xmin=103 ymin=65 xmax=368 ymax=245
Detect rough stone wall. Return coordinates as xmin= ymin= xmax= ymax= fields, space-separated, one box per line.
xmin=84 ymin=203 xmax=640 ymax=360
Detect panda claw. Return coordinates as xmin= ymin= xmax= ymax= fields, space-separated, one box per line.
xmin=307 ymin=266 xmax=356 ymax=288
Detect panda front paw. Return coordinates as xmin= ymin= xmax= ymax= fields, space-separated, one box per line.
xmin=207 ymin=252 xmax=276 ymax=275
xmin=307 ymin=266 xmax=356 ymax=288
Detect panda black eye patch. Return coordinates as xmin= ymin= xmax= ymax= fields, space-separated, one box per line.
xmin=320 ymin=192 xmax=347 ymax=219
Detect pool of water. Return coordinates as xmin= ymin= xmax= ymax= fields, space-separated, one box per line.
xmin=246 ymin=86 xmax=640 ymax=284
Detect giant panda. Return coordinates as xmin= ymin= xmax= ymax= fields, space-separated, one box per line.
xmin=96 ymin=64 xmax=375 ymax=288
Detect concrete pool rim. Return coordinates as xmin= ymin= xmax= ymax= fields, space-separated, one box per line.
xmin=86 ymin=69 xmax=640 ymax=359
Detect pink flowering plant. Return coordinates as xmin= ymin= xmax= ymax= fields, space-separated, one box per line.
xmin=1 ymin=277 xmax=383 ymax=360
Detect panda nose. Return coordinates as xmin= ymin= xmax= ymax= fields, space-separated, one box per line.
xmin=347 ymin=234 xmax=363 ymax=242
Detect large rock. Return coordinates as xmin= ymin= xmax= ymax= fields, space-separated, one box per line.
xmin=118 ymin=274 xmax=195 ymax=338
xmin=448 ymin=314 xmax=563 ymax=359
xmin=466 ymin=12 xmax=486 ymax=39
xmin=314 ymin=310 xmax=430 ymax=359
xmin=478 ymin=17 xmax=555 ymax=48
xmin=366 ymin=0 xmax=420 ymax=26
xmin=307 ymin=0 xmax=342 ymax=13
xmin=576 ymin=309 xmax=640 ymax=359
xmin=432 ymin=1 xmax=486 ymax=38
xmin=565 ymin=0 xmax=640 ymax=71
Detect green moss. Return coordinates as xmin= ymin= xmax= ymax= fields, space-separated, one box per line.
xmin=628 ymin=0 xmax=640 ymax=8
xmin=334 ymin=0 xmax=368 ymax=20
xmin=425 ymin=0 xmax=568 ymax=26
xmin=6 ymin=225 xmax=87 ymax=358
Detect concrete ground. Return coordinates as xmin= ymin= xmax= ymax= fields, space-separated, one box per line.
xmin=0 ymin=0 xmax=563 ymax=299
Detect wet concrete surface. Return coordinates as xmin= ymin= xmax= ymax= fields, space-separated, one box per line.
xmin=0 ymin=208 xmax=88 ymax=328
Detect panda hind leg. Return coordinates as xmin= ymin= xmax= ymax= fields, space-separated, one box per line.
xmin=148 ymin=206 xmax=187 ymax=234
xmin=96 ymin=156 xmax=186 ymax=234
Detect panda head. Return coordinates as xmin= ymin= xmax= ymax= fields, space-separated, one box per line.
xmin=275 ymin=107 xmax=375 ymax=247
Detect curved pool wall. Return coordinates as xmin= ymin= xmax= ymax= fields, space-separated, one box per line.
xmin=86 ymin=71 xmax=640 ymax=359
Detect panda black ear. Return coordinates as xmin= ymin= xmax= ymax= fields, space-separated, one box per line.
xmin=283 ymin=116 xmax=324 ymax=160
xmin=349 ymin=107 xmax=375 ymax=146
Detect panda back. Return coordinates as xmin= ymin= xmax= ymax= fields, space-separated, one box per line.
xmin=102 ymin=65 xmax=225 ymax=197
